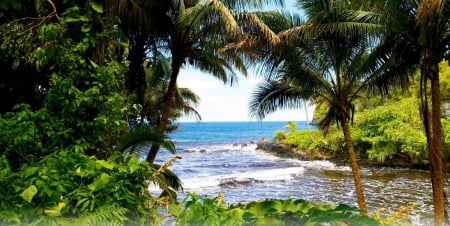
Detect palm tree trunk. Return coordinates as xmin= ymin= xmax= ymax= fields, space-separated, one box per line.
xmin=428 ymin=61 xmax=446 ymax=226
xmin=305 ymin=102 xmax=313 ymax=141
xmin=146 ymin=57 xmax=182 ymax=163
xmin=341 ymin=116 xmax=367 ymax=212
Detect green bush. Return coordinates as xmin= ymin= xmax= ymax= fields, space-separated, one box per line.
xmin=274 ymin=130 xmax=287 ymax=142
xmin=169 ymin=193 xmax=382 ymax=226
xmin=0 ymin=151 xmax=158 ymax=225
xmin=306 ymin=127 xmax=346 ymax=155
xmin=351 ymin=97 xmax=428 ymax=163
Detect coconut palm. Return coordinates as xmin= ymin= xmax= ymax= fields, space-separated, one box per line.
xmin=367 ymin=0 xmax=450 ymax=223
xmin=141 ymin=0 xmax=284 ymax=163
xmin=245 ymin=0 xmax=387 ymax=211
xmin=140 ymin=52 xmax=202 ymax=129
xmin=414 ymin=2 xmax=450 ymax=224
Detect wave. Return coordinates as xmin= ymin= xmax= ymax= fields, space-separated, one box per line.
xmin=181 ymin=167 xmax=305 ymax=190
xmin=176 ymin=143 xmax=259 ymax=153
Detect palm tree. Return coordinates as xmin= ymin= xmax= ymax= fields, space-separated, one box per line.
xmin=415 ymin=2 xmax=450 ymax=225
xmin=245 ymin=0 xmax=386 ymax=212
xmin=368 ymin=0 xmax=450 ymax=223
xmin=140 ymin=52 xmax=202 ymax=128
xmin=107 ymin=0 xmax=241 ymax=162
xmin=113 ymin=126 xmax=183 ymax=200
xmin=142 ymin=0 xmax=285 ymax=163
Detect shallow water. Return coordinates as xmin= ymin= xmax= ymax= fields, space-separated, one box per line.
xmin=151 ymin=121 xmax=446 ymax=224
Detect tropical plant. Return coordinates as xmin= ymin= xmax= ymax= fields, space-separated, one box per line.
xmin=144 ymin=0 xmax=266 ymax=163
xmin=110 ymin=0 xmax=285 ymax=163
xmin=0 ymin=149 xmax=183 ymax=225
xmin=0 ymin=0 xmax=184 ymax=224
xmin=369 ymin=0 xmax=450 ymax=223
xmin=245 ymin=0 xmax=385 ymax=211
xmin=138 ymin=53 xmax=202 ymax=128
xmin=169 ymin=193 xmax=382 ymax=225
xmin=0 ymin=0 xmax=54 ymax=114
xmin=352 ymin=97 xmax=428 ymax=164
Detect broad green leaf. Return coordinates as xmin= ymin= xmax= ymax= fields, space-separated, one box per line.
xmin=128 ymin=157 xmax=140 ymax=173
xmin=96 ymin=160 xmax=114 ymax=170
xmin=44 ymin=202 xmax=65 ymax=217
xmin=75 ymin=167 xmax=83 ymax=176
xmin=88 ymin=173 xmax=110 ymax=191
xmin=23 ymin=166 xmax=38 ymax=179
xmin=20 ymin=185 xmax=38 ymax=203
xmin=81 ymin=24 xmax=91 ymax=33
xmin=89 ymin=0 xmax=103 ymax=13
xmin=255 ymin=216 xmax=284 ymax=225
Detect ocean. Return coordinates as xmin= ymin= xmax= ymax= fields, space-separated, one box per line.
xmin=152 ymin=121 xmax=435 ymax=224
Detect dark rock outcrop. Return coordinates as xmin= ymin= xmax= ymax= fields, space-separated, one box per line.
xmin=256 ymin=138 xmax=331 ymax=161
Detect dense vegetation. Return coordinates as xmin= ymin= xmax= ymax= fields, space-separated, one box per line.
xmin=276 ymin=64 xmax=450 ymax=168
xmin=0 ymin=0 xmax=448 ymax=225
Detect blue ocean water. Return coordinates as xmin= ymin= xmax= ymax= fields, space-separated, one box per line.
xmin=169 ymin=121 xmax=312 ymax=147
xmin=151 ymin=121 xmax=434 ymax=224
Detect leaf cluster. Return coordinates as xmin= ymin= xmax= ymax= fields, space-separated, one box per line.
xmin=0 ymin=151 xmax=158 ymax=224
xmin=169 ymin=193 xmax=382 ymax=226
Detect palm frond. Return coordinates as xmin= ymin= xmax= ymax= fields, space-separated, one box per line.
xmin=220 ymin=0 xmax=285 ymax=12
xmin=236 ymin=12 xmax=281 ymax=46
xmin=151 ymin=156 xmax=184 ymax=199
xmin=115 ymin=127 xmax=176 ymax=154
xmin=249 ymin=80 xmax=307 ymax=120
xmin=174 ymin=87 xmax=202 ymax=121
xmin=189 ymin=48 xmax=242 ymax=85
xmin=181 ymin=0 xmax=240 ymax=36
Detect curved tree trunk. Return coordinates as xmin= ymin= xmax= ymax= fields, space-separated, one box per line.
xmin=341 ymin=116 xmax=367 ymax=212
xmin=305 ymin=101 xmax=313 ymax=141
xmin=146 ymin=56 xmax=182 ymax=163
xmin=428 ymin=61 xmax=446 ymax=226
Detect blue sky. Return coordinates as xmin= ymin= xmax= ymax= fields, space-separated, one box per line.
xmin=178 ymin=0 xmax=313 ymax=122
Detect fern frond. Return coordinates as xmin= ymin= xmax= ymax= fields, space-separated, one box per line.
xmin=79 ymin=204 xmax=128 ymax=226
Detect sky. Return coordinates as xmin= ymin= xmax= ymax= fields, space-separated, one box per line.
xmin=178 ymin=0 xmax=313 ymax=122
xmin=177 ymin=67 xmax=315 ymax=122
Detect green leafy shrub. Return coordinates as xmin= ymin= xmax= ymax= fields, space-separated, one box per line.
xmin=284 ymin=130 xmax=320 ymax=150
xmin=309 ymin=128 xmax=346 ymax=155
xmin=274 ymin=130 xmax=287 ymax=142
xmin=169 ymin=193 xmax=381 ymax=226
xmin=352 ymin=97 xmax=428 ymax=163
xmin=0 ymin=151 xmax=158 ymax=224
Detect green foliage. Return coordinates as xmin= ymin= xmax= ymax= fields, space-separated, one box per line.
xmin=280 ymin=123 xmax=345 ymax=155
xmin=0 ymin=151 xmax=160 ymax=224
xmin=284 ymin=121 xmax=297 ymax=133
xmin=169 ymin=194 xmax=381 ymax=226
xmin=284 ymin=130 xmax=320 ymax=150
xmin=273 ymin=130 xmax=287 ymax=142
xmin=309 ymin=128 xmax=346 ymax=155
xmin=169 ymin=193 xmax=244 ymax=226
xmin=352 ymin=97 xmax=428 ymax=163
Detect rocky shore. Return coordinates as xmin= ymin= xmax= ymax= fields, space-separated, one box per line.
xmin=255 ymin=138 xmax=431 ymax=170
xmin=256 ymin=138 xmax=332 ymax=161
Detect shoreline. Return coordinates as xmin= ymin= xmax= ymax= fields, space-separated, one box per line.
xmin=255 ymin=138 xmax=431 ymax=171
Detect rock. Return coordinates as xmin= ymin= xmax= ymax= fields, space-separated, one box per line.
xmin=256 ymin=139 xmax=330 ymax=161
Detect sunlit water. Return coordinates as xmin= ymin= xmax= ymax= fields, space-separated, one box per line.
xmin=151 ymin=121 xmax=446 ymax=225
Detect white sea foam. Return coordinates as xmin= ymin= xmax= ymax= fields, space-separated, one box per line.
xmin=181 ymin=167 xmax=305 ymax=190
xmin=299 ymin=160 xmax=350 ymax=171
xmin=179 ymin=143 xmax=259 ymax=153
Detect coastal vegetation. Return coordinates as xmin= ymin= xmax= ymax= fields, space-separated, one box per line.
xmin=272 ymin=64 xmax=450 ymax=168
xmin=0 ymin=0 xmax=448 ymax=225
